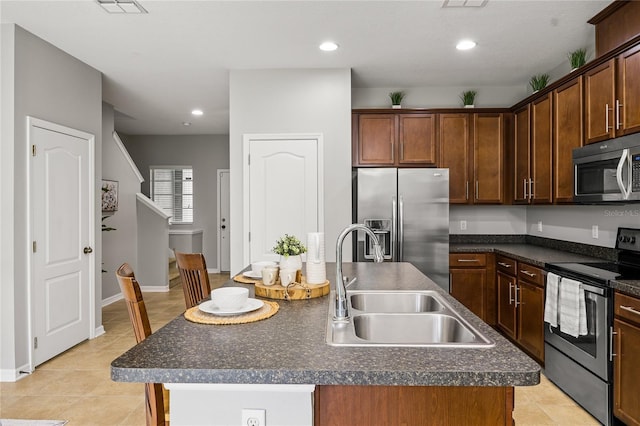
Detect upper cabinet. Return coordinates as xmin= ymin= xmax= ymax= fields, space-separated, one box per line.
xmin=352 ymin=112 xmax=436 ymax=167
xmin=439 ymin=113 xmax=470 ymax=203
xmin=585 ymin=45 xmax=640 ymax=145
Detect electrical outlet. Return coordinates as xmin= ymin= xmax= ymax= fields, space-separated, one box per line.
xmin=592 ymin=225 xmax=599 ymax=239
xmin=242 ymin=409 xmax=265 ymax=426
xmin=537 ymin=221 xmax=543 ymax=232
xmin=460 ymin=220 xmax=467 ymax=230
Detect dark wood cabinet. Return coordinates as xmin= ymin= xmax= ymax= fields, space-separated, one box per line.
xmin=617 ymin=44 xmax=640 ymax=137
xmin=439 ymin=113 xmax=505 ymax=204
xmin=613 ymin=291 xmax=640 ymax=426
xmin=353 ymin=112 xmax=436 ymax=167
xmin=439 ymin=114 xmax=470 ymax=203
xmin=513 ymin=106 xmax=530 ymax=204
xmin=449 ymin=253 xmax=496 ymax=325
xmin=585 ymin=59 xmax=616 ymax=144
xmin=553 ymin=77 xmax=583 ymax=203
xmin=496 ymin=256 xmax=545 ymax=364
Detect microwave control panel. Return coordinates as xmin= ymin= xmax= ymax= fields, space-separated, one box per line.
xmin=634 ymin=153 xmax=640 ymax=191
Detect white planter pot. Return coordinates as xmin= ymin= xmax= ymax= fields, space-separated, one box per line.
xmin=391 ymin=104 xmax=402 ymax=109
xmin=464 ymin=104 xmax=475 ymax=108
xmin=279 ymin=254 xmax=302 ymax=271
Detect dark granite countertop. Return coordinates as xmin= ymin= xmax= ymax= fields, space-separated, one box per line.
xmin=111 ymin=262 xmax=540 ymax=387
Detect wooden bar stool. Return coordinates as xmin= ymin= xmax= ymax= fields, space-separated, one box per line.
xmin=174 ymin=251 xmax=212 ymax=309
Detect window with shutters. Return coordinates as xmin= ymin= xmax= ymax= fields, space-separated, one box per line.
xmin=150 ymin=166 xmax=193 ymax=224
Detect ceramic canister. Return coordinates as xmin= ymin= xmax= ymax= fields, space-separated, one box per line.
xmin=306 ymin=232 xmax=326 ymax=284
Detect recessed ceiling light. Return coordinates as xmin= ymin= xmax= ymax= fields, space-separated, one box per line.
xmin=319 ymin=41 xmax=339 ymax=52
xmin=182 ymin=122 xmax=191 ymax=126
xmin=191 ymin=109 xmax=203 ymax=116
xmin=456 ymin=40 xmax=477 ymax=50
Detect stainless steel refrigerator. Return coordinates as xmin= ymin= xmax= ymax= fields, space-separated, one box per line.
xmin=354 ymin=168 xmax=450 ymax=291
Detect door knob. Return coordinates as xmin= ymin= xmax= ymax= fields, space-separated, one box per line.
xmin=83 ymin=247 xmax=93 ymax=254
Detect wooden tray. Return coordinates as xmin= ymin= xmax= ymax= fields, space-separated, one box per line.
xmin=255 ymin=278 xmax=330 ymax=300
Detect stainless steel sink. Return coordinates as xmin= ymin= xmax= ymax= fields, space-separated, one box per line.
xmin=326 ymin=290 xmax=495 ymax=348
xmin=350 ymin=291 xmax=444 ymax=313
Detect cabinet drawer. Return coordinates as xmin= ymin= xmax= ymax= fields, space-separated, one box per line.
xmin=518 ymin=263 xmax=545 ymax=287
xmin=496 ymin=255 xmax=517 ymax=275
xmin=450 ymin=253 xmax=486 ymax=267
xmin=615 ymin=292 xmax=640 ymax=326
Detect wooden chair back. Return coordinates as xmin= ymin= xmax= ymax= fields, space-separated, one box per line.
xmin=116 ymin=263 xmax=166 ymax=426
xmin=174 ymin=251 xmax=212 ymax=309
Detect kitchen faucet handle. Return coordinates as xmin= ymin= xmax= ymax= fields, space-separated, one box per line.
xmin=343 ymin=276 xmax=357 ymax=289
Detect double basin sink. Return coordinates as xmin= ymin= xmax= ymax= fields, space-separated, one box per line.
xmin=326 ymin=290 xmax=495 ymax=347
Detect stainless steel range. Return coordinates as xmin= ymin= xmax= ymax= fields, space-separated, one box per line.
xmin=545 ymin=227 xmax=640 ymax=426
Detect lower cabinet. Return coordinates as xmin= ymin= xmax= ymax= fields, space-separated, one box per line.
xmin=449 ymin=253 xmax=496 ymax=325
xmin=496 ymin=255 xmax=545 ymax=364
xmin=614 ymin=291 xmax=640 ymax=426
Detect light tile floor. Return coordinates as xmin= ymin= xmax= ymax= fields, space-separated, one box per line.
xmin=1 ymin=273 xmax=601 ymax=425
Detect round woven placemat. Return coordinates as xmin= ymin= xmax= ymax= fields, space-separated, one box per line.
xmin=233 ymin=274 xmax=259 ymax=284
xmin=184 ymin=300 xmax=279 ymax=325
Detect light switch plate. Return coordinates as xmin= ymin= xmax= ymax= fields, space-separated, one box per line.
xmin=592 ymin=225 xmax=599 ymax=239
xmin=460 ymin=220 xmax=467 ymax=230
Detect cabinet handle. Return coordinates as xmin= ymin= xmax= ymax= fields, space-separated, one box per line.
xmin=400 ymin=141 xmax=404 ymax=160
xmin=514 ymin=285 xmax=520 ymax=308
xmin=520 ymin=270 xmax=536 ymax=277
xmin=610 ymin=326 xmax=617 ymax=361
xmin=523 ymin=179 xmax=528 ymax=199
xmin=508 ymin=283 xmax=514 ymax=305
xmin=620 ymin=305 xmax=640 ymax=316
xmin=475 ymin=181 xmax=479 ymax=200
xmin=465 ymin=181 xmax=469 ymax=201
xmin=529 ymin=178 xmax=533 ymax=200
xmin=605 ymin=103 xmax=614 ymax=131
xmin=616 ymin=99 xmax=623 ymax=130
xmin=391 ymin=142 xmax=394 ymax=162
xmin=498 ymin=262 xmax=512 ymax=268
xmin=457 ymin=259 xmax=479 ymax=262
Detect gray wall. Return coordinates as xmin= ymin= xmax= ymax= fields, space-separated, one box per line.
xmin=121 ymin=134 xmax=229 ymax=270
xmin=0 ymin=24 xmax=102 ymax=378
xmin=101 ymin=103 xmax=142 ymax=302
xmin=229 ymin=68 xmax=352 ymax=275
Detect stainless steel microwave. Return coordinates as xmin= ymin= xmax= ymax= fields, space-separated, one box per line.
xmin=573 ymin=134 xmax=640 ymax=203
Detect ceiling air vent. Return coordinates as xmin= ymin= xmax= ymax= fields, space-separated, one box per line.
xmin=442 ymin=0 xmax=488 ymax=7
xmin=96 ymin=0 xmax=147 ymax=14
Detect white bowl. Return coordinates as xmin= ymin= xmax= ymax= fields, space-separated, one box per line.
xmin=251 ymin=261 xmax=277 ymax=274
xmin=211 ymin=287 xmax=249 ymax=310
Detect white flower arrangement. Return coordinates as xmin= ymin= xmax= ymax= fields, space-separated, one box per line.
xmin=272 ymin=234 xmax=307 ymax=257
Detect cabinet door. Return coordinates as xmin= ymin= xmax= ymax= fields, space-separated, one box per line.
xmin=357 ymin=114 xmax=396 ymax=165
xmin=497 ymin=271 xmax=517 ymax=339
xmin=439 ymin=114 xmax=470 ymax=204
xmin=585 ymin=59 xmax=616 ymax=144
xmin=531 ymin=95 xmax=553 ymax=204
xmin=517 ymin=281 xmax=545 ymax=363
xmin=618 ymin=45 xmax=640 ymax=136
xmin=473 ymin=113 xmax=504 ymax=204
xmin=513 ymin=106 xmax=530 ymax=204
xmin=613 ymin=318 xmax=640 ymax=426
xmin=450 ymin=268 xmax=486 ymax=321
xmin=553 ymin=77 xmax=583 ymax=203
xmin=398 ymin=114 xmax=436 ymax=165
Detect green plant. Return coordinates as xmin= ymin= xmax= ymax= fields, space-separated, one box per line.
xmin=529 ymin=73 xmax=550 ymax=92
xmin=389 ymin=91 xmax=405 ymax=105
xmin=460 ymin=90 xmax=477 ymax=106
xmin=568 ymin=48 xmax=587 ymax=69
xmin=272 ymin=234 xmax=307 ymax=257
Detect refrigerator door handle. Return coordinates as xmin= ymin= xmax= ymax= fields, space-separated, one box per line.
xmin=398 ymin=195 xmax=404 ymax=261
xmin=391 ymin=196 xmax=397 ymax=262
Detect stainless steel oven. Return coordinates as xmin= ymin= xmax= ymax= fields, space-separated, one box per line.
xmin=573 ymin=133 xmax=640 ymax=203
xmin=545 ymin=227 xmax=640 ymax=426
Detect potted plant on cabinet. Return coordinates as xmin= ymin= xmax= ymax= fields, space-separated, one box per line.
xmin=529 ymin=73 xmax=550 ymax=93
xmin=568 ymin=48 xmax=587 ymax=71
xmin=460 ymin=90 xmax=477 ymax=108
xmin=273 ymin=233 xmax=307 ymax=271
xmin=389 ymin=91 xmax=405 ymax=109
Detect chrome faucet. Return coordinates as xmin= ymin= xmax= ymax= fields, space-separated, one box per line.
xmin=334 ymin=223 xmax=384 ymax=321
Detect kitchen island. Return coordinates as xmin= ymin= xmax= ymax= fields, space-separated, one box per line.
xmin=111 ymin=262 xmax=539 ymax=425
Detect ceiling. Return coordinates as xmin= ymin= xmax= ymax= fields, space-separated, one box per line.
xmin=1 ymin=0 xmax=609 ymax=136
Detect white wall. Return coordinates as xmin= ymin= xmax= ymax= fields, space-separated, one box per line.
xmin=101 ymin=103 xmax=143 ymax=302
xmin=352 ymin=85 xmax=527 ymax=109
xmin=0 ymin=24 xmax=102 ymax=379
xmin=121 ymin=134 xmax=229 ymax=269
xmin=229 ymin=69 xmax=352 ymax=275
xmin=450 ymin=205 xmax=527 ymax=235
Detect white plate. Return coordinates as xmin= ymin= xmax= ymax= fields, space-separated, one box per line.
xmin=242 ymin=271 xmax=262 ymax=279
xmin=198 ymin=298 xmax=264 ymax=316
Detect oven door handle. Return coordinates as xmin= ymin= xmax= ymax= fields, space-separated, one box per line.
xmin=548 ymin=275 xmax=606 ymax=296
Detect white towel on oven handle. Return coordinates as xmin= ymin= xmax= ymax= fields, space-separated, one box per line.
xmin=544 ymin=272 xmax=560 ymax=328
xmin=559 ymin=277 xmax=588 ymax=337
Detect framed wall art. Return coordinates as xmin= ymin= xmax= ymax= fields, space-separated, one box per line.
xmin=102 ymin=179 xmax=119 ymax=212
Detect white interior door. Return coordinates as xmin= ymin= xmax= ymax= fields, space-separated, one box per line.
xmin=218 ymin=169 xmax=230 ymax=272
xmin=29 ymin=118 xmax=94 ymax=367
xmin=245 ymin=135 xmax=322 ymax=264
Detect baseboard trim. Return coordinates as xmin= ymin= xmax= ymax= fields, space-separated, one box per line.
xmin=140 ymin=285 xmax=170 ymax=292
xmin=102 ymin=293 xmax=123 ymax=307
xmin=0 ymin=364 xmax=31 ymax=382
xmin=94 ymin=325 xmax=105 ymax=338
xmin=208 ymin=268 xmax=220 ymax=273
